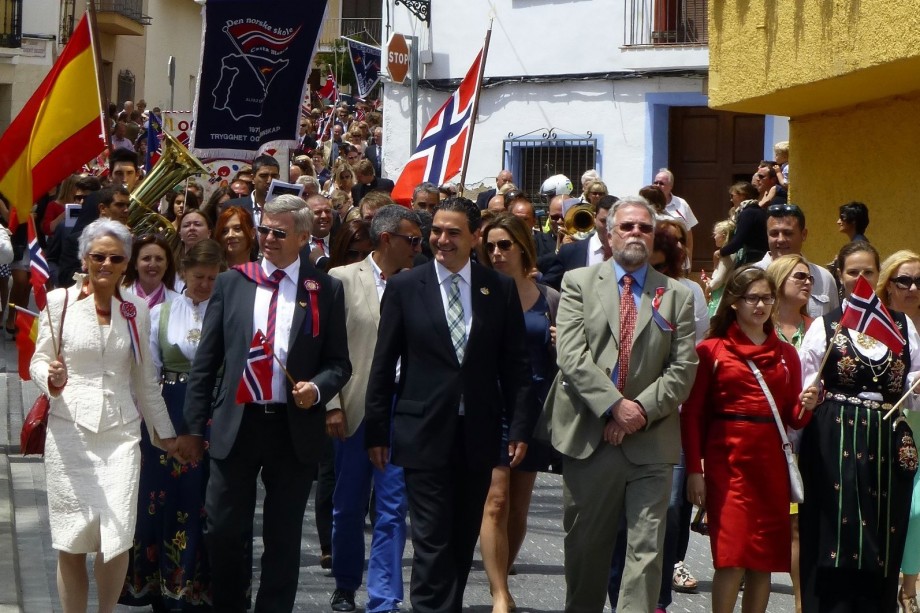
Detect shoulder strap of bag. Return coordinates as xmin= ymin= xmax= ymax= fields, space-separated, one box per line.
xmin=745 ymin=358 xmax=793 ymax=450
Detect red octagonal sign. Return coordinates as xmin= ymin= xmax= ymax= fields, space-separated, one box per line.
xmin=387 ymin=33 xmax=410 ymax=85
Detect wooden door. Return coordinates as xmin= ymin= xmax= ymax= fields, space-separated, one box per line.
xmin=668 ymin=107 xmax=764 ymax=272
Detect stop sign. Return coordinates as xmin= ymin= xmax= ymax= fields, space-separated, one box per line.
xmin=387 ymin=33 xmax=410 ymax=84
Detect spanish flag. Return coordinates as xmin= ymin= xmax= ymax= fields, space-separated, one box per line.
xmin=14 ymin=307 xmax=39 ymax=381
xmin=0 ymin=14 xmax=106 ymax=221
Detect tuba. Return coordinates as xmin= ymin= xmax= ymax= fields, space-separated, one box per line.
xmin=564 ymin=203 xmax=596 ymax=240
xmin=128 ymin=131 xmax=211 ymax=247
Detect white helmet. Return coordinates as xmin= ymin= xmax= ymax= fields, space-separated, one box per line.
xmin=540 ymin=174 xmax=573 ymax=197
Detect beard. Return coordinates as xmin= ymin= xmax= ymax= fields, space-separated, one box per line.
xmin=613 ymin=240 xmax=649 ymax=268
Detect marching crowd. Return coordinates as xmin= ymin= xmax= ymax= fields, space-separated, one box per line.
xmin=2 ymin=102 xmax=920 ymax=613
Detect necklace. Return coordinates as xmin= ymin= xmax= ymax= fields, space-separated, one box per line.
xmin=847 ymin=335 xmax=892 ymax=382
xmin=186 ymin=300 xmax=203 ymax=344
xmin=855 ymin=332 xmax=879 ymax=350
xmin=95 ymin=306 xmax=111 ymax=316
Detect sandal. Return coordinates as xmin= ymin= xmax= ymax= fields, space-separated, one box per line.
xmin=900 ymin=588 xmax=920 ymax=613
xmin=672 ymin=561 xmax=698 ymax=593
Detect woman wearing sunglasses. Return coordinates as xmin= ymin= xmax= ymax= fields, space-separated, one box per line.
xmin=682 ymin=266 xmax=816 ymax=613
xmin=878 ymin=250 xmax=920 ymax=613
xmin=797 ymin=242 xmax=920 ymax=612
xmin=29 ymin=219 xmax=180 ymax=613
xmin=478 ymin=213 xmax=559 ymax=612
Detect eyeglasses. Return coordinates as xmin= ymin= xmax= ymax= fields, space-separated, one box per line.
xmin=740 ymin=294 xmax=776 ymax=306
xmin=256 ymin=225 xmax=287 ymax=239
xmin=485 ymin=239 xmax=515 ymax=253
xmin=892 ymin=275 xmax=920 ymax=290
xmin=789 ymin=271 xmax=815 ymax=284
xmin=652 ymin=181 xmax=667 ymax=186
xmin=390 ymin=233 xmax=423 ymax=247
xmin=588 ymin=191 xmax=606 ymax=196
xmin=615 ymin=222 xmax=654 ymax=234
xmin=549 ymin=214 xmax=563 ymax=221
xmin=767 ymin=203 xmax=802 ymax=217
xmin=73 ymin=194 xmax=86 ymax=202
xmin=87 ymin=253 xmax=127 ymax=264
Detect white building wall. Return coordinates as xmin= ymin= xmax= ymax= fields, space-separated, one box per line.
xmin=143 ymin=0 xmax=204 ymax=111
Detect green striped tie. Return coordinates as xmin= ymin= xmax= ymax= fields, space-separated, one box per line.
xmin=447 ymin=274 xmax=465 ymax=362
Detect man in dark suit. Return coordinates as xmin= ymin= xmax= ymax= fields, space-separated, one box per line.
xmin=474 ymin=169 xmax=513 ymax=210
xmin=364 ymin=126 xmax=383 ymax=176
xmin=177 ymin=194 xmax=351 ymax=612
xmin=352 ymin=159 xmax=394 ymax=205
xmin=220 ymin=154 xmax=281 ymax=227
xmin=364 ymin=197 xmax=534 ymax=613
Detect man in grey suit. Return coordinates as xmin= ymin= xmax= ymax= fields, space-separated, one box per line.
xmin=542 ymin=195 xmax=699 ymax=612
xmin=177 ymin=195 xmax=351 ymax=611
xmin=326 ymin=205 xmax=423 ymax=612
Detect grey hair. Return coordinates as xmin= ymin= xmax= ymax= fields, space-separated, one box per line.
xmin=264 ymin=194 xmax=314 ymax=235
xmin=370 ymin=205 xmax=422 ymax=246
xmin=656 ymin=167 xmax=675 ymax=184
xmin=296 ymin=175 xmax=321 ymax=190
xmin=79 ymin=218 xmax=132 ymax=259
xmin=412 ymin=181 xmax=439 ymax=201
xmin=581 ymin=169 xmax=600 ymax=184
xmin=607 ymin=196 xmax=658 ymax=234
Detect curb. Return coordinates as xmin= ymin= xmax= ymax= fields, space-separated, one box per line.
xmin=1 ymin=373 xmax=23 ymax=610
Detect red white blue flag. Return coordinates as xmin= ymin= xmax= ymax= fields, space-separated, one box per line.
xmin=236 ymin=330 xmax=274 ymax=404
xmin=317 ymin=68 xmax=338 ymax=103
xmin=839 ymin=275 xmax=906 ymax=354
xmin=27 ymin=216 xmax=49 ymax=311
xmin=390 ymin=48 xmax=485 ymax=206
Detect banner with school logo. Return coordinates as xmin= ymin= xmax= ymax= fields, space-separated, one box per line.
xmin=191 ymin=0 xmax=329 ymax=160
xmin=343 ymin=36 xmax=381 ymax=99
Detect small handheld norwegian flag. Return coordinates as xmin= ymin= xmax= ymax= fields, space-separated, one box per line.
xmin=839 ymin=276 xmax=906 ymax=354
xmin=236 ymin=330 xmax=274 ymax=404
xmin=27 ymin=217 xmax=50 ymax=310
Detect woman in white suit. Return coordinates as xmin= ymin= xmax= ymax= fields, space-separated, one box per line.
xmin=30 ymin=219 xmax=179 ymax=613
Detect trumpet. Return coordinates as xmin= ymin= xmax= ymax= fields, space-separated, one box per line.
xmin=128 ymin=131 xmax=211 ymax=247
xmin=563 ymin=203 xmax=596 ymax=240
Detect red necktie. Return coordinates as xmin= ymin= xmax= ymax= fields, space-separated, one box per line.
xmin=313 ymin=237 xmax=326 ymax=256
xmin=265 ymin=269 xmax=286 ymax=350
xmin=616 ymin=274 xmax=637 ymax=391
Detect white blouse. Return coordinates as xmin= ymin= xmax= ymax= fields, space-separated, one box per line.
xmin=149 ymin=294 xmax=210 ymax=376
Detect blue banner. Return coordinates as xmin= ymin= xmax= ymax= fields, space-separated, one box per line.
xmin=191 ymin=0 xmax=328 ymax=159
xmin=343 ymin=37 xmax=381 ymax=99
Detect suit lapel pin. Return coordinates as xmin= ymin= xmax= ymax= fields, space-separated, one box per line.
xmin=298 ymin=301 xmax=307 ymax=308
xmin=480 ymin=287 xmax=490 ymax=295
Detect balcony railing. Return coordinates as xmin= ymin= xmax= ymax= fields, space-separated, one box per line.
xmin=96 ymin=0 xmax=152 ymax=26
xmin=319 ymin=18 xmax=382 ymax=48
xmin=624 ymin=0 xmax=708 ymax=47
xmin=0 ymin=0 xmax=22 ymax=48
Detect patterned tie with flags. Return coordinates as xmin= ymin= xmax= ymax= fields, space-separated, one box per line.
xmin=447 ymin=274 xmax=466 ymax=362
xmin=616 ymin=275 xmax=638 ymax=391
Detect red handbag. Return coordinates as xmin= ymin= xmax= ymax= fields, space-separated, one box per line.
xmin=20 ymin=292 xmax=68 ymax=456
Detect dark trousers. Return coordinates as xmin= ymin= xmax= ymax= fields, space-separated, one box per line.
xmin=315 ymin=435 xmax=335 ymax=554
xmin=402 ymin=460 xmax=493 ymax=613
xmin=205 ymin=409 xmax=315 ymax=612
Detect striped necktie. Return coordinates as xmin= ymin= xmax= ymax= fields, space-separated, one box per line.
xmin=447 ymin=274 xmax=465 ymax=362
xmin=265 ymin=269 xmax=286 ymax=349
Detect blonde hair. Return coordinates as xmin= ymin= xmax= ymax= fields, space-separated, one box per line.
xmin=713 ymin=219 xmax=735 ymax=238
xmin=766 ymin=254 xmax=810 ymax=318
xmin=773 ymin=141 xmax=789 ymax=156
xmin=878 ymin=250 xmax=920 ymax=307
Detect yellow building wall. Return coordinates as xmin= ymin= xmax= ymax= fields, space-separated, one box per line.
xmin=708 ymin=0 xmax=920 ymax=116
xmin=790 ymin=93 xmax=920 ymax=267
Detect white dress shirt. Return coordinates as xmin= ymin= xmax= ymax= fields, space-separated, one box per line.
xmin=586 ymin=232 xmax=606 ymax=266
xmin=253 ymin=258 xmax=300 ymax=402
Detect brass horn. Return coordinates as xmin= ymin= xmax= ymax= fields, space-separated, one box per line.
xmin=564 ymin=203 xmax=596 ymax=240
xmin=128 ymin=131 xmax=211 ymax=247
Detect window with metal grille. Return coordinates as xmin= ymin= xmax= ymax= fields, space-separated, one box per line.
xmin=117 ymin=70 xmax=135 ymax=108
xmin=503 ymin=130 xmax=599 ymax=207
xmin=0 ymin=0 xmax=22 ymax=48
xmin=624 ymin=0 xmax=708 ymax=47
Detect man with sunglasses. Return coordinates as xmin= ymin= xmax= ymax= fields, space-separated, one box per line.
xmin=326 ymin=205 xmax=423 ymax=613
xmin=364 ymin=197 xmax=534 ymax=613
xmin=754 ymin=203 xmax=839 ymax=317
xmin=177 ymin=194 xmax=351 ymax=611
xmin=543 ymin=195 xmax=698 ymax=612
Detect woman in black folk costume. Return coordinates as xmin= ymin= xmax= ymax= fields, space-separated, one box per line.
xmin=797 ymin=241 xmax=920 ymax=613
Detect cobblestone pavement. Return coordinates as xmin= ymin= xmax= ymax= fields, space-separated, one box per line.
xmin=1 ymin=335 xmax=796 ymax=612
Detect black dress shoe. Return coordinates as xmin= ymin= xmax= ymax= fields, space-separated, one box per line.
xmin=320 ymin=553 xmax=332 ymax=569
xmin=330 ymin=589 xmax=356 ymax=612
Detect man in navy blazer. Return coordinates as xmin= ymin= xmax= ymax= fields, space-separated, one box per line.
xmin=178 ymin=195 xmax=351 ymax=611
xmin=364 ymin=197 xmax=535 ymax=613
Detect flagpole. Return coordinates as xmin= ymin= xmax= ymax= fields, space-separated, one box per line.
xmin=458 ymin=21 xmax=493 ymax=198
xmin=85 ymin=0 xmax=112 ymax=153
xmin=797 ymin=322 xmax=840 ymax=419
xmin=884 ymin=375 xmax=920 ymax=420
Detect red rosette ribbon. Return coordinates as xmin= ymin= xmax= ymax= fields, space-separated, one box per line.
xmin=120 ymin=300 xmax=143 ymax=364
xmin=304 ymin=279 xmax=321 ymax=338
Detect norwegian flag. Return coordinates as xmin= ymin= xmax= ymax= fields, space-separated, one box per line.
xmin=390 ymin=48 xmax=485 ymax=206
xmin=317 ymin=69 xmax=338 ymax=103
xmin=839 ymin=275 xmax=906 ymax=354
xmin=236 ymin=330 xmax=275 ymax=404
xmin=27 ymin=216 xmax=50 ymax=310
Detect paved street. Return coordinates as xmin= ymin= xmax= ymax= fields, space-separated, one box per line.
xmin=0 ymin=334 xmax=796 ymax=612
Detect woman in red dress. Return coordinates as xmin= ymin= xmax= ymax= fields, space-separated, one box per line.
xmin=682 ymin=266 xmax=819 ymax=613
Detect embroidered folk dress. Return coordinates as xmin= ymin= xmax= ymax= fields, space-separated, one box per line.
xmin=798 ymin=307 xmax=920 ymax=612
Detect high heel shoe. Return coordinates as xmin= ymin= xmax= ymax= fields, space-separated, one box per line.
xmin=900 ymin=588 xmax=920 ymax=613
